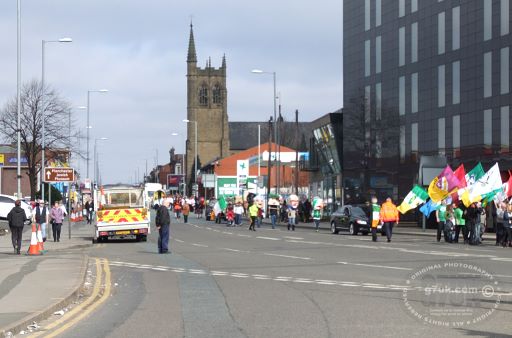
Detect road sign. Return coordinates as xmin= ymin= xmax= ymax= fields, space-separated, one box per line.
xmin=44 ymin=167 xmax=74 ymax=182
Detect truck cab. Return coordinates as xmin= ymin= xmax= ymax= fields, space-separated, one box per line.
xmin=93 ymin=185 xmax=150 ymax=243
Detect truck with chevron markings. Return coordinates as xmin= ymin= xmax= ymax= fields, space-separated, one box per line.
xmin=93 ymin=185 xmax=150 ymax=243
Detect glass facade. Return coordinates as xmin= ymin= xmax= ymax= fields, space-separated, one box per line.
xmin=452 ymin=7 xmax=460 ymax=50
xmin=411 ymin=123 xmax=418 ymax=152
xmin=411 ymin=0 xmax=418 ymax=13
xmin=411 ymin=22 xmax=418 ymax=63
xmin=376 ymin=0 xmax=381 ymax=27
xmin=453 ymin=115 xmax=460 ymax=149
xmin=484 ymin=109 xmax=492 ymax=146
xmin=501 ymin=47 xmax=509 ymax=94
xmin=501 ymin=106 xmax=510 ymax=149
xmin=438 ymin=118 xmax=445 ymax=154
xmin=399 ymin=0 xmax=405 ymax=18
xmin=484 ymin=0 xmax=492 ymax=41
xmin=411 ymin=72 xmax=418 ymax=113
xmin=502 ymin=0 xmax=510 ymax=36
xmin=376 ymin=36 xmax=382 ymax=74
xmin=376 ymin=82 xmax=382 ymax=120
xmin=452 ymin=61 xmax=460 ymax=104
xmin=399 ymin=76 xmax=405 ymax=115
xmin=399 ymin=26 xmax=405 ymax=66
xmin=484 ymin=51 xmax=492 ymax=98
xmin=365 ymin=39 xmax=371 ymax=77
xmin=365 ymin=0 xmax=370 ymax=31
xmin=438 ymin=12 xmax=445 ymax=55
xmin=438 ymin=65 xmax=445 ymax=107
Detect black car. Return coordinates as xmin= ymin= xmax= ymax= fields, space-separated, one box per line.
xmin=330 ymin=205 xmax=370 ymax=235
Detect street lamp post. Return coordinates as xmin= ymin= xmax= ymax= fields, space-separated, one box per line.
xmin=86 ymin=89 xmax=108 ymax=181
xmin=94 ymin=137 xmax=108 ymax=187
xmin=252 ymin=69 xmax=278 ymax=194
xmin=16 ymin=0 xmax=21 ymax=198
xmin=40 ymin=37 xmax=72 ymax=201
xmin=183 ymin=119 xmax=198 ymax=189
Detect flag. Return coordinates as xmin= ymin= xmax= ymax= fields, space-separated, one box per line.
xmin=419 ymin=200 xmax=440 ymax=217
xmin=462 ymin=163 xmax=502 ymax=206
xmin=506 ymin=171 xmax=512 ymax=198
xmin=453 ymin=164 xmax=467 ymax=188
xmin=428 ymin=166 xmax=460 ymax=202
xmin=465 ymin=163 xmax=485 ymax=186
xmin=481 ymin=188 xmax=503 ymax=207
xmin=397 ymin=185 xmax=429 ymax=214
xmin=213 ymin=195 xmax=227 ymax=215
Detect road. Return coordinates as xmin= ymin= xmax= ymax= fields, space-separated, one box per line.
xmin=52 ymin=215 xmax=512 ymax=338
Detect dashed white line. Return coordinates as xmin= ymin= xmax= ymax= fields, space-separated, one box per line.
xmin=256 ymin=236 xmax=281 ymax=241
xmin=191 ymin=243 xmax=208 ymax=247
xmin=237 ymin=234 xmax=251 ymax=238
xmin=283 ymin=236 xmax=304 ymax=240
xmin=264 ymin=253 xmax=312 ymax=260
xmin=337 ymin=261 xmax=412 ymax=271
xmin=174 ymin=239 xmax=185 ymax=243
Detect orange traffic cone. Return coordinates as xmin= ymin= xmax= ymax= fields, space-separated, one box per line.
xmin=36 ymin=223 xmax=46 ymax=253
xmin=70 ymin=212 xmax=75 ymax=222
xmin=27 ymin=224 xmax=42 ymax=256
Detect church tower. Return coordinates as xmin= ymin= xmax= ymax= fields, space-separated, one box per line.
xmin=186 ymin=24 xmax=230 ymax=188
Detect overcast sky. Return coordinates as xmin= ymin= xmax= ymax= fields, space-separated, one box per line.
xmin=0 ymin=1 xmax=342 ymax=184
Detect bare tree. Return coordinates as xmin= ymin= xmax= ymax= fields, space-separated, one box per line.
xmin=0 ymin=79 xmax=74 ymax=199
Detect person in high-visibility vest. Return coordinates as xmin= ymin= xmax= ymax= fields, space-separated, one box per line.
xmin=380 ymin=197 xmax=399 ymax=242
xmin=370 ymin=197 xmax=380 ymax=242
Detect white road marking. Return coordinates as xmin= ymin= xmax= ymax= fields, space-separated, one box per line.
xmin=491 ymin=257 xmax=512 ymax=262
xmin=175 ymin=239 xmax=185 ymax=243
xmin=222 ymin=231 xmax=233 ymax=235
xmin=191 ymin=243 xmax=208 ymax=247
xmin=283 ymin=236 xmax=304 ymax=240
xmin=152 ymin=267 xmax=169 ymax=271
xmin=264 ymin=253 xmax=312 ymax=260
xmin=337 ymin=261 xmax=413 ymax=271
xmin=237 ymin=234 xmax=251 ymax=238
xmin=256 ymin=236 xmax=281 ymax=241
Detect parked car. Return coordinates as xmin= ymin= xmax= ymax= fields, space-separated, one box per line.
xmin=0 ymin=194 xmax=32 ymax=224
xmin=330 ymin=205 xmax=370 ymax=235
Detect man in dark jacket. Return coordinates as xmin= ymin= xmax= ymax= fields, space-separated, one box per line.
xmin=7 ymin=200 xmax=27 ymax=254
xmin=155 ymin=198 xmax=171 ymax=254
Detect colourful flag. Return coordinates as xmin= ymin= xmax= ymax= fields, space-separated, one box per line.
xmin=465 ymin=163 xmax=485 ymax=186
xmin=428 ymin=166 xmax=460 ymax=202
xmin=506 ymin=171 xmax=512 ymax=198
xmin=419 ymin=200 xmax=440 ymax=217
xmin=397 ymin=185 xmax=429 ymax=214
xmin=462 ymin=163 xmax=502 ymax=207
xmin=453 ymin=164 xmax=467 ymax=188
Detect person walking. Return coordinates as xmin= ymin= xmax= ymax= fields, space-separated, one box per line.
xmin=436 ymin=200 xmax=447 ymax=242
xmin=182 ymin=203 xmax=190 ymax=223
xmin=86 ymin=200 xmax=94 ymax=224
xmin=495 ymin=202 xmax=505 ymax=246
xmin=312 ymin=197 xmax=324 ymax=232
xmin=453 ymin=203 xmax=465 ymax=243
xmin=7 ymin=200 xmax=27 ymax=254
xmin=50 ymin=201 xmax=64 ymax=242
xmin=155 ymin=198 xmax=171 ymax=254
xmin=32 ymin=199 xmax=49 ymax=242
xmin=370 ymin=197 xmax=380 ymax=242
xmin=269 ymin=201 xmax=278 ymax=229
xmin=234 ymin=202 xmax=244 ymax=226
xmin=248 ymin=202 xmax=258 ymax=231
xmin=379 ymin=197 xmax=399 ymax=242
xmin=502 ymin=204 xmax=512 ymax=247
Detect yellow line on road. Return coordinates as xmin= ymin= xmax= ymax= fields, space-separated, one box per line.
xmin=30 ymin=258 xmax=111 ymax=338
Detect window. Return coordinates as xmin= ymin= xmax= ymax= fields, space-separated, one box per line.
xmin=399 ymin=0 xmax=405 ymax=17
xmin=411 ymin=0 xmax=418 ymax=13
xmin=376 ymin=36 xmax=381 ymax=73
xmin=411 ymin=123 xmax=418 ymax=152
xmin=501 ymin=106 xmax=510 ymax=149
xmin=365 ymin=85 xmax=371 ymax=124
xmin=438 ymin=65 xmax=445 ymax=107
xmin=452 ymin=61 xmax=460 ymax=104
xmin=411 ymin=72 xmax=418 ymax=113
xmin=438 ymin=118 xmax=446 ymax=154
xmin=212 ymin=84 xmax=222 ymax=104
xmin=400 ymin=125 xmax=406 ymax=161
xmin=376 ymin=0 xmax=382 ymax=27
xmin=501 ymin=47 xmax=509 ymax=94
xmin=438 ymin=12 xmax=445 ymax=55
xmin=376 ymin=82 xmax=382 ymax=120
xmin=453 ymin=115 xmax=460 ymax=150
xmin=502 ymin=0 xmax=510 ymax=36
xmin=411 ymin=22 xmax=418 ymax=63
xmin=365 ymin=0 xmax=371 ymax=31
xmin=484 ymin=51 xmax=492 ymax=97
xmin=399 ymin=76 xmax=405 ymax=115
xmin=199 ymin=84 xmax=208 ymax=105
xmin=365 ymin=40 xmax=371 ymax=77
xmin=452 ymin=7 xmax=460 ymax=50
xmin=375 ymin=133 xmax=382 ymax=158
xmin=484 ymin=109 xmax=492 ymax=146
xmin=484 ymin=0 xmax=492 ymax=41
xmin=399 ymin=26 xmax=405 ymax=66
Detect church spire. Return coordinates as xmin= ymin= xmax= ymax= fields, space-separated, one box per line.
xmin=187 ymin=23 xmax=197 ymax=63
xmin=222 ymin=54 xmax=226 ymax=68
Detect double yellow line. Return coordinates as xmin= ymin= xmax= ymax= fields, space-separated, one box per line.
xmin=31 ymin=258 xmax=111 ymax=337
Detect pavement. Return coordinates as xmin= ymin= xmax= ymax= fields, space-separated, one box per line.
xmin=0 ymin=219 xmax=93 ymax=337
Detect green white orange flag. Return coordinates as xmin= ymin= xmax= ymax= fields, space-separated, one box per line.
xmin=462 ymin=163 xmax=502 ymax=207
xmin=397 ymin=185 xmax=429 ymax=214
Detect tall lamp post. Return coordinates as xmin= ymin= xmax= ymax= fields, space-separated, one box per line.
xmin=40 ymin=37 xmax=72 ymax=201
xmin=183 ymin=119 xmax=198 ymax=188
xmin=94 ymin=137 xmax=108 ymax=187
xmin=251 ymin=69 xmax=278 ymax=194
xmin=16 ymin=0 xmax=21 ymax=197
xmin=86 ymin=89 xmax=108 ymax=180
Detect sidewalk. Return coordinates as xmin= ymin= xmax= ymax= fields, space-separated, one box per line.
xmin=0 ymin=220 xmax=93 ymax=337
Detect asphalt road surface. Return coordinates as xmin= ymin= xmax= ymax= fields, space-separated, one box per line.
xmin=58 ymin=215 xmax=512 ymax=338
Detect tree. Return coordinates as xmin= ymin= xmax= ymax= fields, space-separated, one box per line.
xmin=0 ymin=80 xmax=74 ymax=199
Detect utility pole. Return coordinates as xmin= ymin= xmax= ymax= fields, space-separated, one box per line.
xmin=294 ymin=109 xmax=299 ymax=195
xmin=266 ymin=117 xmax=273 ymax=217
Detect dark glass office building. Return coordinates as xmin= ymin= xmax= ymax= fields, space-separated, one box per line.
xmin=343 ymin=0 xmax=512 ymax=206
